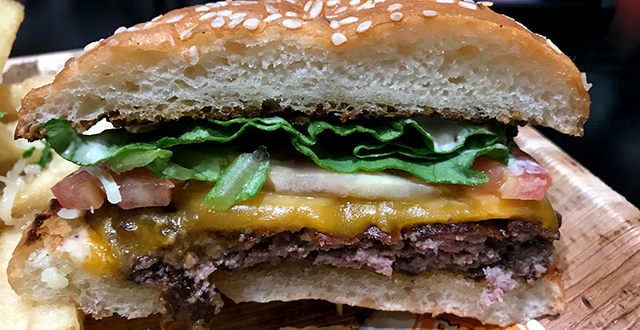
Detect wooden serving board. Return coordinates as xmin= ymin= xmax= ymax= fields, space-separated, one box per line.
xmin=4 ymin=52 xmax=640 ymax=330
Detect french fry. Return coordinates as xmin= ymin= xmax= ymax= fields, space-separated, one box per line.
xmin=0 ymin=74 xmax=55 ymax=123
xmin=0 ymin=0 xmax=24 ymax=84
xmin=0 ymin=75 xmax=55 ymax=175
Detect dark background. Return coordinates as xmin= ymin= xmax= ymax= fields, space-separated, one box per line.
xmin=8 ymin=0 xmax=640 ymax=207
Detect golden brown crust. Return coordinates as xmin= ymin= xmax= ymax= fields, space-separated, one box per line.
xmin=16 ymin=0 xmax=590 ymax=140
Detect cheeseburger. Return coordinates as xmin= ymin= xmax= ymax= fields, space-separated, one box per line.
xmin=9 ymin=0 xmax=590 ymax=329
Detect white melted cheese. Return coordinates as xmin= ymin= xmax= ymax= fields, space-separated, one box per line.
xmin=82 ymin=118 xmax=115 ymax=135
xmin=57 ymin=208 xmax=86 ymax=219
xmin=58 ymin=226 xmax=92 ymax=263
xmin=268 ymin=160 xmax=442 ymax=200
xmin=84 ymin=166 xmax=122 ymax=204
xmin=414 ymin=117 xmax=471 ymax=152
xmin=65 ymin=141 xmax=110 ymax=164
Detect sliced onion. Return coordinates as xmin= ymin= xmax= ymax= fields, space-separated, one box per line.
xmin=268 ymin=160 xmax=441 ymax=200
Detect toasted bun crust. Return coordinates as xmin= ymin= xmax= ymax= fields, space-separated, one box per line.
xmin=16 ymin=0 xmax=590 ymax=140
xmin=9 ymin=206 xmax=564 ymax=327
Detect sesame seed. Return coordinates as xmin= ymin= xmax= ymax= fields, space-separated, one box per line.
xmin=373 ymin=0 xmax=385 ymax=3
xmin=179 ymin=29 xmax=192 ymax=40
xmin=266 ymin=5 xmax=277 ymax=13
xmin=349 ymin=0 xmax=361 ymax=6
xmin=340 ymin=16 xmax=358 ymax=25
xmin=285 ymin=0 xmax=296 ymax=4
xmin=356 ymin=20 xmax=372 ymax=33
xmin=335 ymin=6 xmax=347 ymax=13
xmin=229 ymin=12 xmax=247 ymax=20
xmin=516 ymin=21 xmax=531 ymax=31
xmin=285 ymin=11 xmax=298 ymax=17
xmin=310 ymin=1 xmax=324 ymax=18
xmin=581 ymin=73 xmax=592 ymax=92
xmin=422 ymin=10 xmax=438 ymax=17
xmin=330 ymin=20 xmax=340 ymax=29
xmin=387 ymin=3 xmax=402 ymax=11
xmin=195 ymin=5 xmax=211 ymax=12
xmin=127 ymin=26 xmax=141 ymax=32
xmin=228 ymin=16 xmax=245 ymax=28
xmin=243 ymin=18 xmax=260 ymax=30
xmin=184 ymin=46 xmax=199 ymax=65
xmin=327 ymin=0 xmax=340 ymax=6
xmin=211 ymin=16 xmax=225 ymax=28
xmin=282 ymin=19 xmax=303 ymax=29
xmin=477 ymin=1 xmax=493 ymax=6
xmin=546 ymin=39 xmax=562 ymax=54
xmin=458 ymin=1 xmax=477 ymax=10
xmin=390 ymin=12 xmax=403 ymax=21
xmin=107 ymin=38 xmax=119 ymax=46
xmin=166 ymin=14 xmax=184 ymax=23
xmin=331 ymin=32 xmax=348 ymax=46
xmin=114 ymin=26 xmax=127 ymax=34
xmin=152 ymin=15 xmax=162 ymax=22
xmin=84 ymin=40 xmax=100 ymax=52
xmin=304 ymin=1 xmax=313 ymax=11
xmin=199 ymin=12 xmax=217 ymax=21
xmin=436 ymin=0 xmax=454 ymax=3
xmin=217 ymin=10 xmax=233 ymax=16
xmin=142 ymin=22 xmax=154 ymax=29
xmin=264 ymin=13 xmax=283 ymax=22
xmin=359 ymin=1 xmax=375 ymax=9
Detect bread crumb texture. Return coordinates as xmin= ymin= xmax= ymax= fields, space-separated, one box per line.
xmin=213 ymin=261 xmax=564 ymax=327
xmin=17 ymin=0 xmax=590 ymax=140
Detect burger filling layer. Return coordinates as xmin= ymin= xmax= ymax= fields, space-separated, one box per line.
xmin=39 ymin=116 xmax=558 ymax=327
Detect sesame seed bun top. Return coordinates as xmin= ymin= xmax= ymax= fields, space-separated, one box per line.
xmin=16 ymin=0 xmax=591 ymax=140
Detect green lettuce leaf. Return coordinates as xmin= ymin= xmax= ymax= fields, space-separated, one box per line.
xmin=41 ymin=116 xmax=515 ymax=187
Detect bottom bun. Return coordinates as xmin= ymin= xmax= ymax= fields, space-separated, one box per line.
xmin=213 ymin=261 xmax=564 ymax=327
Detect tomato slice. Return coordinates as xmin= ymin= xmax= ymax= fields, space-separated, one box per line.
xmin=499 ymin=149 xmax=551 ymax=200
xmin=114 ymin=167 xmax=175 ymax=210
xmin=51 ymin=166 xmax=174 ymax=211
xmin=51 ymin=168 xmax=105 ymax=210
xmin=466 ymin=148 xmax=551 ymax=200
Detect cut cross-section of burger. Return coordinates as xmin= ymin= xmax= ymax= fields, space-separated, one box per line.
xmin=8 ymin=0 xmax=590 ymax=329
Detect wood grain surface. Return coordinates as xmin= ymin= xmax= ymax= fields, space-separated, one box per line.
xmin=515 ymin=128 xmax=640 ymax=330
xmin=4 ymin=52 xmax=639 ymax=330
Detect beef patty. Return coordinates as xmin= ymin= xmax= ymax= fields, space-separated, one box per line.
xmin=122 ymin=219 xmax=559 ymax=328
